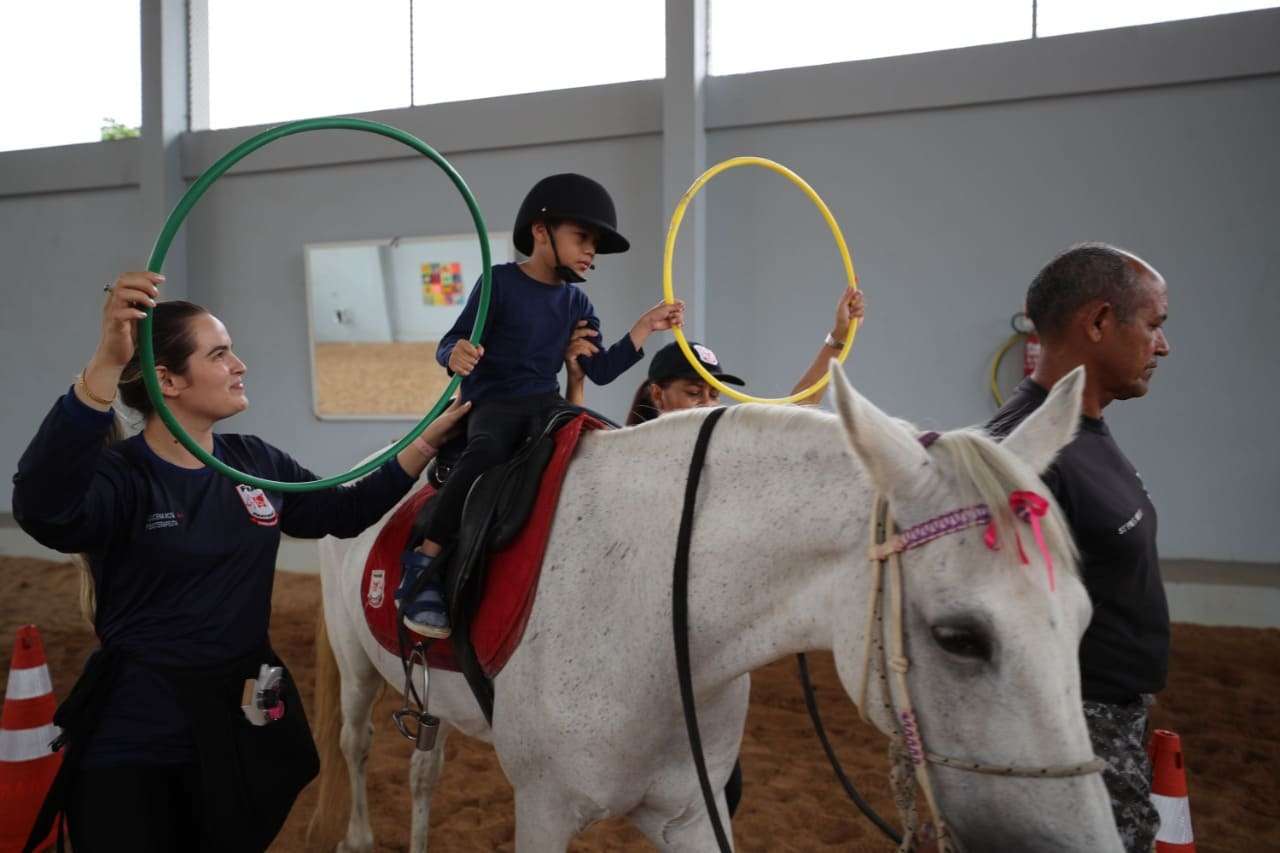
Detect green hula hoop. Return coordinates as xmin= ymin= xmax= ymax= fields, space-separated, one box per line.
xmin=142 ymin=116 xmax=491 ymax=493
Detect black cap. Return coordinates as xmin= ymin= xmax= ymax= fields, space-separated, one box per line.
xmin=647 ymin=341 xmax=746 ymax=386
xmin=513 ymin=173 xmax=630 ymax=256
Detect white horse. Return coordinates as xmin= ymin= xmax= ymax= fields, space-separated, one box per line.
xmin=305 ymin=364 xmax=1122 ymax=852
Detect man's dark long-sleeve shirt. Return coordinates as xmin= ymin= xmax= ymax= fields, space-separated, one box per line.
xmin=12 ymin=390 xmax=416 ymax=765
xmin=437 ymin=262 xmax=642 ymax=402
xmin=987 ymin=379 xmax=1169 ymax=703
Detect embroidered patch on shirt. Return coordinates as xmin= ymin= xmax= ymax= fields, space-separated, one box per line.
xmin=236 ymin=484 xmax=279 ymax=527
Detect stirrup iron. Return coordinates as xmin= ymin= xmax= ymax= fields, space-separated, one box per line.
xmin=393 ymin=643 xmax=440 ymax=751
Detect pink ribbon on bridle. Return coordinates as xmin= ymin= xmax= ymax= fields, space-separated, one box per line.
xmin=983 ymin=490 xmax=1055 ymax=591
xmin=877 ymin=433 xmax=1057 ymax=591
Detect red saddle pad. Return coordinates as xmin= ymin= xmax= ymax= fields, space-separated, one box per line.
xmin=360 ymin=412 xmax=603 ymax=676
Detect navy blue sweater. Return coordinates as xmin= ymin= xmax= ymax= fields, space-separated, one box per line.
xmin=12 ymin=390 xmax=416 ymax=766
xmin=437 ymin=262 xmax=643 ymax=402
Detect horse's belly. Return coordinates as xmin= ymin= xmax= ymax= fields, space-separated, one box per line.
xmin=492 ymin=623 xmax=751 ymax=813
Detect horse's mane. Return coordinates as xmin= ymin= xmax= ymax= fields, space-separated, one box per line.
xmin=623 ymin=402 xmax=1077 ymax=574
xmin=929 ymin=428 xmax=1078 ymax=574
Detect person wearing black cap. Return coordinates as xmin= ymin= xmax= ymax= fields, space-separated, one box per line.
xmin=562 ymin=285 xmax=861 ymax=821
xmin=563 ymin=287 xmax=863 ymax=423
xmin=624 ymin=339 xmax=745 ymax=424
xmin=398 ymin=173 xmax=685 ymax=638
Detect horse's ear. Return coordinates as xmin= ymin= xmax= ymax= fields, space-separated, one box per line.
xmin=829 ymin=360 xmax=931 ymax=495
xmin=999 ymin=365 xmax=1084 ymax=474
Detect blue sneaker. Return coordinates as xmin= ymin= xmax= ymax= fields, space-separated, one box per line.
xmin=398 ymin=550 xmax=451 ymax=639
xmin=402 ymin=582 xmax=451 ymax=639
xmin=396 ymin=550 xmax=431 ymax=607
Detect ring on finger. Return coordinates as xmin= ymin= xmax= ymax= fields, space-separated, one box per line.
xmin=103 ymin=282 xmax=114 ymax=293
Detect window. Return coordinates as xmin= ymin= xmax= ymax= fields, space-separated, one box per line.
xmin=709 ymin=0 xmax=1030 ymax=76
xmin=410 ymin=0 xmax=664 ymax=106
xmin=710 ymin=1 xmax=1280 ymax=76
xmin=208 ymin=1 xmax=410 ymax=130
xmin=0 ymin=1 xmax=141 ymax=153
xmin=1036 ymin=0 xmax=1280 ymax=37
xmin=206 ymin=1 xmax=663 ymax=129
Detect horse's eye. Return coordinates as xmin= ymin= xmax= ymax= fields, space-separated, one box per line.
xmin=931 ymin=623 xmax=992 ymax=661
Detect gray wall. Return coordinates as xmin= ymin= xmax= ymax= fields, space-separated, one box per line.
xmin=1 ymin=11 xmax=1277 ymax=565
xmin=0 ymin=184 xmax=146 ymax=488
xmin=704 ymin=75 xmax=1280 ymax=562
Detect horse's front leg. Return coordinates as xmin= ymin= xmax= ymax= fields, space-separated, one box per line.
xmin=336 ymin=667 xmax=381 ymax=853
xmin=408 ymin=720 xmax=452 ymax=852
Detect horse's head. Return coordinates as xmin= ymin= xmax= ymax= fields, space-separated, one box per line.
xmin=827 ymin=363 xmax=1122 ymax=852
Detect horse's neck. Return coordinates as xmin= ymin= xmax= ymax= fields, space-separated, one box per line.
xmin=663 ymin=408 xmax=883 ymax=709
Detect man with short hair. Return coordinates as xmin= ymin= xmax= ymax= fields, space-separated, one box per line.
xmin=987 ymin=242 xmax=1172 ymax=853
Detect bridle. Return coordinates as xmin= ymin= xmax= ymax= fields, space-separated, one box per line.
xmin=859 ymin=434 xmax=1105 ymax=849
xmin=674 ymin=414 xmax=1104 ymax=853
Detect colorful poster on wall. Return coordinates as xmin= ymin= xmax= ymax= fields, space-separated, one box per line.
xmin=421 ymin=261 xmax=465 ymax=306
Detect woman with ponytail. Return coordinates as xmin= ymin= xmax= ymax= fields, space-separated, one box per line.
xmin=12 ymin=272 xmax=469 ymax=852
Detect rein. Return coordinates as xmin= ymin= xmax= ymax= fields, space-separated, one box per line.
xmin=672 ymin=412 xmax=1103 ymax=852
xmin=672 ymin=408 xmax=733 ymax=851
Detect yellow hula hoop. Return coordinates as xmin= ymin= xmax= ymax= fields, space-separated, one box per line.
xmin=662 ymin=156 xmax=859 ymax=405
xmin=989 ymin=331 xmax=1027 ymax=407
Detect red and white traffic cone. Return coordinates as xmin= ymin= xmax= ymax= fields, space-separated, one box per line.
xmin=0 ymin=626 xmax=62 ymax=853
xmin=1149 ymin=729 xmax=1195 ymax=852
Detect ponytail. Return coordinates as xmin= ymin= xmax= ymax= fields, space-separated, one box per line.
xmin=74 ymin=414 xmax=129 ymax=626
xmin=117 ymin=300 xmax=208 ymax=417
xmin=626 ymin=379 xmax=662 ymax=426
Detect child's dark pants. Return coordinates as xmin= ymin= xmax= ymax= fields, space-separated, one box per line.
xmin=423 ymin=392 xmax=563 ymax=546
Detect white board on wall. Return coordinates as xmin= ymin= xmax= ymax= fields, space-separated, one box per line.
xmin=303 ymin=232 xmax=515 ymax=420
xmin=384 ymin=232 xmax=515 ymax=342
xmin=305 ymin=232 xmax=515 ymax=344
xmin=307 ymin=243 xmax=394 ymax=343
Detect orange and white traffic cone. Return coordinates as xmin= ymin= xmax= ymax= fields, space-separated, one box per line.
xmin=1149 ymin=729 xmax=1195 ymax=852
xmin=0 ymin=626 xmax=62 ymax=853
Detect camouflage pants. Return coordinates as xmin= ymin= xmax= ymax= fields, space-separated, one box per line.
xmin=1083 ymin=697 xmax=1159 ymax=853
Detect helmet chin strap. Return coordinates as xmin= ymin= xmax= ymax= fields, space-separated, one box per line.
xmin=546 ymin=224 xmax=590 ymax=284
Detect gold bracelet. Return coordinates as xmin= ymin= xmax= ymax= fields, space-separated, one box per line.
xmin=77 ymin=372 xmax=117 ymax=406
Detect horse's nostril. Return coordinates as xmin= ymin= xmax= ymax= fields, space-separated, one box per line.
xmin=931 ymin=624 xmax=993 ymax=661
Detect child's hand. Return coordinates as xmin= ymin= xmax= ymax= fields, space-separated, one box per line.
xmin=639 ymin=300 xmax=685 ymax=333
xmin=421 ymin=398 xmax=472 ymax=447
xmin=448 ymin=340 xmax=484 ymax=376
xmin=629 ymin=300 xmax=685 ymax=350
xmin=563 ymin=321 xmax=600 ymax=380
xmin=831 ymin=287 xmax=864 ymax=343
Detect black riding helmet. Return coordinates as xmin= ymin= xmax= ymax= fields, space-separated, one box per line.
xmin=513 ymin=173 xmax=631 ymax=258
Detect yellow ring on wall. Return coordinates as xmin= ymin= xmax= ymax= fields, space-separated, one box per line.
xmin=662 ymin=156 xmax=859 ymax=404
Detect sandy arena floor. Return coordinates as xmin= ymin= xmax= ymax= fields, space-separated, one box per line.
xmin=1 ymin=557 xmax=1276 ymax=852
